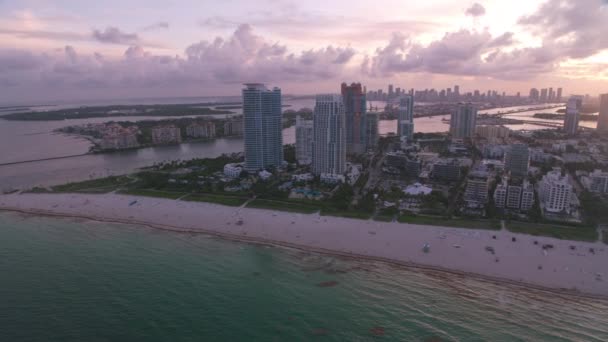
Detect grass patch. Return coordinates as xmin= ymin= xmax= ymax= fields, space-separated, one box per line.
xmin=183 ymin=193 xmax=247 ymax=207
xmin=118 ymin=189 xmax=185 ymax=200
xmin=321 ymin=208 xmax=373 ymax=220
xmin=52 ymin=176 xmax=131 ymax=193
xmin=507 ymin=221 xmax=598 ymax=242
xmin=247 ymin=199 xmax=322 ymax=213
xmin=397 ymin=214 xmax=501 ymax=230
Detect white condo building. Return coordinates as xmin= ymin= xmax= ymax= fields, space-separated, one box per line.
xmin=539 ymin=168 xmax=573 ymax=213
xmin=295 ymin=116 xmax=313 ymax=165
xmin=312 ymin=94 xmax=346 ymax=176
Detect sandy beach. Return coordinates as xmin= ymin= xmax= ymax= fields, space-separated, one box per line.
xmin=1 ymin=193 xmax=607 ymax=298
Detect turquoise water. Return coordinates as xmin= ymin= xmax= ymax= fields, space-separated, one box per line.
xmin=1 ymin=212 xmax=607 ymax=341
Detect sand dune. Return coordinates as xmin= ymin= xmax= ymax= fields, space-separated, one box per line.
xmin=1 ymin=193 xmax=607 ymax=298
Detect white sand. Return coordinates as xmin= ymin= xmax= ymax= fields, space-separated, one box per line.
xmin=1 ymin=193 xmax=607 ymax=298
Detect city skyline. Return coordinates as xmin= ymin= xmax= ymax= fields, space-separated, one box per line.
xmin=1 ymin=0 xmax=608 ymax=103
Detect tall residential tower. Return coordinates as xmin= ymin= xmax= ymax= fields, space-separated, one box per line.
xmin=242 ymin=83 xmax=283 ymax=171
xmin=397 ymin=95 xmax=414 ymax=143
xmin=564 ymin=95 xmax=583 ymax=136
xmin=312 ymin=94 xmax=346 ymax=175
xmin=597 ymin=93 xmax=608 ymax=132
xmin=450 ymin=103 xmax=477 ymax=139
xmin=341 ymin=82 xmax=367 ymax=154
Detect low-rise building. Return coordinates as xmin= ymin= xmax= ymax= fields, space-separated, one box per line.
xmin=292 ymin=173 xmax=315 ymax=182
xmin=320 ymin=173 xmax=345 ymax=184
xmin=404 ymin=183 xmax=432 ymax=196
xmin=588 ymin=169 xmax=608 ymax=193
xmin=539 ymin=168 xmax=573 ymax=214
xmin=223 ymin=163 xmax=243 ymax=178
xmin=258 ymin=170 xmax=272 ymax=181
xmin=464 ymin=172 xmax=489 ymax=208
xmin=431 ymin=159 xmax=461 ymax=182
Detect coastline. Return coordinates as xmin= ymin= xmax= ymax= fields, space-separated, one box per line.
xmin=1 ymin=193 xmax=607 ymax=300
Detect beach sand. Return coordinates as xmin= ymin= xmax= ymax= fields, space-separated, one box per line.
xmin=1 ymin=193 xmax=607 ymax=298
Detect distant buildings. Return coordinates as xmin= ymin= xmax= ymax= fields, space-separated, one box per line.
xmin=597 ymin=93 xmax=608 ymax=132
xmin=223 ymin=118 xmax=243 ymax=136
xmin=504 ymin=144 xmax=530 ymax=178
xmin=539 ymin=168 xmax=573 ymax=213
xmin=295 ymin=116 xmax=314 ymax=165
xmin=151 ymin=125 xmax=181 ymax=145
xmin=312 ymin=94 xmax=346 ymax=176
xmin=98 ymin=123 xmax=139 ymax=150
xmin=564 ymin=95 xmax=583 ymax=135
xmin=397 ymin=95 xmax=414 ymax=142
xmin=186 ymin=122 xmax=215 ymax=139
xmin=242 ymin=83 xmax=283 ymax=172
xmin=476 ymin=125 xmax=510 ymax=140
xmin=450 ymin=103 xmax=477 ymax=139
xmin=341 ymin=82 xmax=367 ymax=154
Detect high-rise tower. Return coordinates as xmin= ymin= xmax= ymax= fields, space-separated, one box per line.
xmin=242 ymin=83 xmax=283 ymax=171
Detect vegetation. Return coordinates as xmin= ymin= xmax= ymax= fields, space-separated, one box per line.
xmin=118 ymin=189 xmax=186 ymax=200
xmin=51 ymin=176 xmax=132 ymax=193
xmin=3 ymin=103 xmax=236 ymax=121
xmin=247 ymin=198 xmax=322 ymax=213
xmin=183 ymin=193 xmax=247 ymax=207
xmin=506 ymin=221 xmax=597 ymax=242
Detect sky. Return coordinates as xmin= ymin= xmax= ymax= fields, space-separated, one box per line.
xmin=0 ymin=0 xmax=608 ymax=104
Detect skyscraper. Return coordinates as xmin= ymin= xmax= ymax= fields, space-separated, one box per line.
xmin=505 ymin=143 xmax=530 ymax=178
xmin=312 ymin=94 xmax=346 ymax=175
xmin=556 ymin=88 xmax=563 ymax=102
xmin=540 ymin=88 xmax=548 ymax=102
xmin=397 ymin=95 xmax=414 ymax=142
xmin=364 ymin=112 xmax=379 ymax=151
xmin=341 ymin=82 xmax=367 ymax=154
xmin=564 ymin=95 xmax=583 ymax=135
xmin=450 ymin=103 xmax=477 ymax=139
xmin=242 ymin=83 xmax=283 ymax=172
xmin=388 ymin=84 xmax=394 ymax=98
xmin=295 ymin=116 xmax=313 ymax=165
xmin=597 ymin=93 xmax=608 ymax=132
xmin=529 ymin=88 xmax=539 ymax=101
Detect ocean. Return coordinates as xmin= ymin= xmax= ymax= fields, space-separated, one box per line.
xmin=1 ymin=211 xmax=607 ymax=341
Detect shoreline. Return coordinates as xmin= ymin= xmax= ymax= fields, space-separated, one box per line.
xmin=1 ymin=193 xmax=607 ymax=300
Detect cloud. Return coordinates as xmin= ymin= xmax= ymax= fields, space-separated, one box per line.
xmin=465 ymin=3 xmax=486 ymax=17
xmin=518 ymin=0 xmax=608 ymax=59
xmin=363 ymin=29 xmax=551 ymax=80
xmin=142 ymin=21 xmax=169 ymax=32
xmin=0 ymin=24 xmax=356 ymax=90
xmin=92 ymin=26 xmax=140 ymax=45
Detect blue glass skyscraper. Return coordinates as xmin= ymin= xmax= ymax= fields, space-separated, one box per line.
xmin=242 ymin=83 xmax=283 ymax=171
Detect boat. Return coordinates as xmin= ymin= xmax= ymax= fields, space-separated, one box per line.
xmin=423 ymin=243 xmax=430 ymax=253
xmin=129 ymin=200 xmax=138 ymax=206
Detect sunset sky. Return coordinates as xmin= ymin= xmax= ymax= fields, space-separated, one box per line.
xmin=1 ymin=0 xmax=607 ymax=103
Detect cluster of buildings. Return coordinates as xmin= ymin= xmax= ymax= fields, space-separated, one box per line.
xmin=528 ymin=87 xmax=563 ymax=103
xmin=96 ymin=123 xmax=140 ymax=150
xmin=241 ymin=82 xmax=380 ymax=184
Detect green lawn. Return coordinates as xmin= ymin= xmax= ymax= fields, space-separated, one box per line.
xmin=397 ymin=214 xmax=501 ymax=230
xmin=507 ymin=221 xmax=598 ymax=242
xmin=321 ymin=208 xmax=373 ymax=220
xmin=183 ymin=193 xmax=248 ymax=207
xmin=118 ymin=189 xmax=186 ymax=200
xmin=246 ymin=199 xmax=322 ymax=213
xmin=52 ymin=176 xmax=132 ymax=193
